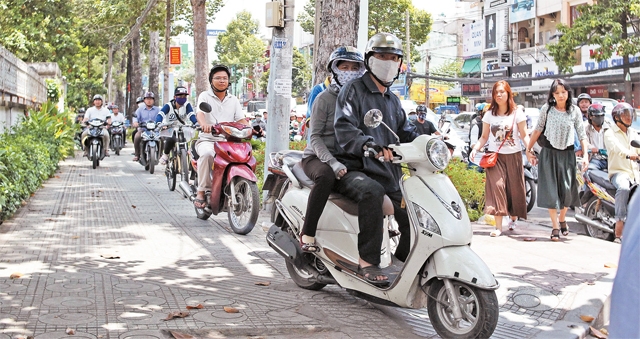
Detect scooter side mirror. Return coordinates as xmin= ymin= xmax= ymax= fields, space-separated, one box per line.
xmin=631 ymin=140 xmax=640 ymax=148
xmin=364 ymin=109 xmax=383 ymax=129
xmin=199 ymin=102 xmax=212 ymax=113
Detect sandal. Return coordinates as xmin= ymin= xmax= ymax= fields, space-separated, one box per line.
xmin=132 ymin=156 xmax=139 ymax=162
xmin=613 ymin=237 xmax=622 ymax=244
xmin=559 ymin=221 xmax=569 ymax=236
xmin=193 ymin=198 xmax=207 ymax=209
xmin=550 ymin=228 xmax=560 ymax=242
xmin=300 ymin=235 xmax=320 ymax=253
xmin=358 ymin=265 xmax=389 ymax=287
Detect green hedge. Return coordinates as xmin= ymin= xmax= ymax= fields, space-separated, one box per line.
xmin=0 ymin=102 xmax=76 ymax=220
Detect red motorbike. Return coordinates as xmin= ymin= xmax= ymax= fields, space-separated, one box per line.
xmin=178 ymin=102 xmax=259 ymax=235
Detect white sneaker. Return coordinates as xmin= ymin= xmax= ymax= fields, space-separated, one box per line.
xmin=508 ymin=220 xmax=517 ymax=231
xmin=160 ymin=154 xmax=169 ymax=165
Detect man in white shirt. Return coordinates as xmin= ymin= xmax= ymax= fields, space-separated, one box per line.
xmin=82 ymin=94 xmax=111 ymax=156
xmin=585 ymin=103 xmax=608 ymax=171
xmin=109 ymin=104 xmax=127 ymax=146
xmin=193 ymin=65 xmax=249 ymax=209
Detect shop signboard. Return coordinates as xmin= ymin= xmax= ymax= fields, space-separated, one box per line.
xmin=509 ymin=0 xmax=536 ymax=24
xmin=509 ymin=64 xmax=532 ymax=87
xmin=462 ymin=83 xmax=481 ymax=97
xmin=485 ymin=13 xmax=497 ymax=50
xmin=463 ymin=20 xmax=484 ymax=58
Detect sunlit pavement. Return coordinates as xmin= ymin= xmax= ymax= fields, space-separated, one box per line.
xmin=0 ymin=147 xmax=619 ymax=339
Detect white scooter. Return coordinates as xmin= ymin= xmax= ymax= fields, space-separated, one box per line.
xmin=264 ymin=110 xmax=499 ymax=339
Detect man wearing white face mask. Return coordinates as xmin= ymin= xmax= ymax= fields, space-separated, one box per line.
xmin=332 ymin=33 xmax=419 ymax=286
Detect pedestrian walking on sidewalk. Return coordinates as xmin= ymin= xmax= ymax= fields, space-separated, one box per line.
xmin=470 ymin=81 xmax=533 ymax=237
xmin=526 ymin=79 xmax=589 ymax=241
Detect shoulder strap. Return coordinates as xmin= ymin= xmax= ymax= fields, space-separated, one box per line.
xmin=496 ymin=113 xmax=517 ymax=152
xmin=171 ymin=100 xmax=187 ymax=125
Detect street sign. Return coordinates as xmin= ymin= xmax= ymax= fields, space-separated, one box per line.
xmin=169 ymin=47 xmax=181 ymax=65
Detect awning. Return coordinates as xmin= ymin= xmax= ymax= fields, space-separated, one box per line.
xmin=461 ymin=58 xmax=481 ymax=75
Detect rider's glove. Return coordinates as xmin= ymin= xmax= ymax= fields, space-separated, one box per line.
xmin=363 ymin=141 xmax=387 ymax=162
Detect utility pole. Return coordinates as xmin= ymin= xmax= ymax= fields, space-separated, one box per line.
xmin=425 ymin=52 xmax=430 ymax=109
xmin=312 ymin=0 xmax=321 ymax=85
xmin=405 ymin=9 xmax=411 ymax=95
xmin=264 ymin=0 xmax=294 ymax=189
xmin=107 ymin=42 xmax=113 ymax=104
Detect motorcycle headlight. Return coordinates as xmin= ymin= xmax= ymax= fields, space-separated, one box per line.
xmin=221 ymin=125 xmax=252 ymax=139
xmin=426 ymin=138 xmax=451 ymax=171
xmin=145 ymin=122 xmax=156 ymax=130
xmin=89 ymin=120 xmax=103 ymax=127
xmin=413 ymin=203 xmax=441 ymax=235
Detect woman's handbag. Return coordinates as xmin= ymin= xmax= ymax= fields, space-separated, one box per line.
xmin=479 ymin=114 xmax=517 ymax=168
xmin=536 ymin=105 xmax=553 ymax=148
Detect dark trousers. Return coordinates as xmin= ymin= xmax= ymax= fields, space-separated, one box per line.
xmin=134 ymin=130 xmax=143 ymax=157
xmin=300 ymin=156 xmax=336 ymax=237
xmin=334 ymin=171 xmax=410 ymax=265
xmin=163 ymin=137 xmax=177 ymax=155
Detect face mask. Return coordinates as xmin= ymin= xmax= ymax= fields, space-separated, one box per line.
xmin=418 ymin=113 xmax=426 ymax=120
xmin=175 ymin=97 xmax=187 ymax=105
xmin=368 ymin=57 xmax=400 ymax=84
xmin=591 ymin=116 xmax=604 ymax=127
xmin=334 ymin=70 xmax=362 ymax=87
xmin=254 ymin=116 xmax=261 ymax=121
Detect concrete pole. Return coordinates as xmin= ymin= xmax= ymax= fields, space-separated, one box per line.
xmin=264 ymin=0 xmax=294 ymax=183
xmin=107 ymin=42 xmax=113 ymax=104
xmin=357 ymin=0 xmax=369 ymax=51
xmin=425 ymin=52 xmax=430 ymax=108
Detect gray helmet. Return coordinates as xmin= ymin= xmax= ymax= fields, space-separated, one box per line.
xmin=143 ymin=91 xmax=155 ymax=99
xmin=577 ymin=93 xmax=592 ymax=104
xmin=364 ymin=33 xmax=404 ymax=59
xmin=136 ymin=96 xmax=144 ymax=104
xmin=92 ymin=94 xmax=103 ymax=101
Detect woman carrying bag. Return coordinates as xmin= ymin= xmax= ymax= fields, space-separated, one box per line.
xmin=471 ymin=81 xmax=533 ymax=237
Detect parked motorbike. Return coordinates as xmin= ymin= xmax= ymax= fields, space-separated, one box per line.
xmin=178 ymin=102 xmax=259 ymax=235
xmin=263 ymin=109 xmax=499 ymax=339
xmin=522 ymin=150 xmax=538 ymax=212
xmin=138 ymin=120 xmax=161 ymax=174
xmin=83 ymin=118 xmax=108 ymax=169
xmin=109 ymin=121 xmax=125 ymax=156
xmin=575 ymin=141 xmax=640 ymax=241
xmin=165 ymin=124 xmax=194 ymax=192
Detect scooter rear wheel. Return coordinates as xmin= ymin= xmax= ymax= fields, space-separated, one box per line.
xmin=285 ymin=260 xmax=326 ymax=291
xmin=584 ymin=197 xmax=615 ymax=241
xmin=426 ymin=279 xmax=498 ymax=339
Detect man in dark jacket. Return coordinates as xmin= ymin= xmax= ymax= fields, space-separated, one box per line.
xmin=333 ymin=33 xmax=419 ymax=285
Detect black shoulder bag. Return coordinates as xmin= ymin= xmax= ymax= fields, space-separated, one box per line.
xmin=537 ymin=105 xmax=553 ymax=148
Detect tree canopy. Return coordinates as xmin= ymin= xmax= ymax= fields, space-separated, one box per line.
xmin=548 ymin=0 xmax=640 ymax=74
xmin=214 ymin=11 xmax=266 ymax=75
xmin=292 ymin=47 xmax=312 ymax=97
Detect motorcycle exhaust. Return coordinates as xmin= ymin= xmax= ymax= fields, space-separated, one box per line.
xmin=178 ymin=181 xmax=195 ymax=201
xmin=266 ymin=224 xmax=305 ymax=268
xmin=574 ymin=213 xmax=614 ymax=233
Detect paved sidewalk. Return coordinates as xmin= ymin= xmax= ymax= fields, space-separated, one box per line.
xmin=0 ymin=147 xmax=620 ymax=339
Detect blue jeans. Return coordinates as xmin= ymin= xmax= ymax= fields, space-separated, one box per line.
xmin=611 ymin=172 xmax=633 ymax=222
xmin=588 ymin=158 xmax=608 ymax=171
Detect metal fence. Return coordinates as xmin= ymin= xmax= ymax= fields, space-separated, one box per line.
xmin=0 ymin=45 xmax=47 ymax=106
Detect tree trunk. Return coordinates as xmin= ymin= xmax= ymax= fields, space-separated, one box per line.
xmin=621 ymin=14 xmax=633 ymax=107
xmin=312 ymin=0 xmax=359 ymax=86
xmin=118 ymin=55 xmax=127 ymax=112
xmin=149 ymin=31 xmax=160 ymax=99
xmin=130 ymin=28 xmax=142 ymax=120
xmin=163 ymin=0 xmax=172 ymax=102
xmin=191 ymin=0 xmax=209 ymax=96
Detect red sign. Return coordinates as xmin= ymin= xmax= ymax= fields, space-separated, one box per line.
xmin=169 ymin=47 xmax=181 ymax=65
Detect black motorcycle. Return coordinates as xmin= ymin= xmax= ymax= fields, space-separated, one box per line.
xmin=165 ymin=124 xmax=194 ymax=192
xmin=109 ymin=121 xmax=125 ymax=156
xmin=83 ymin=118 xmax=108 ymax=169
xmin=138 ymin=120 xmax=161 ymax=174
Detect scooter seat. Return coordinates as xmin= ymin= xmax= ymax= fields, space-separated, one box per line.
xmin=291 ymin=161 xmax=394 ymax=216
xmin=278 ymin=150 xmax=304 ymax=167
xmin=589 ymin=170 xmax=616 ymax=191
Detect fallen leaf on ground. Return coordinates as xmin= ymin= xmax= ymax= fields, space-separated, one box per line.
xmin=586 ymin=281 xmax=595 ymax=285
xmin=131 ymin=205 xmax=137 ymax=208
xmin=55 ymin=176 xmax=60 ymax=179
xmin=164 ymin=311 xmax=190 ymax=321
xmin=44 ymin=218 xmax=55 ymax=222
xmin=604 ymin=263 xmax=618 ymax=268
xmin=580 ymin=315 xmax=595 ymax=322
xmin=65 ymin=328 xmax=75 ymax=335
xmin=186 ymin=304 xmax=204 ymax=309
xmin=10 ymin=272 xmax=22 ymax=279
xmin=590 ymin=326 xmax=607 ymax=339
xmin=523 ymin=237 xmax=537 ymax=242
xmin=100 ymin=254 xmax=120 ymax=259
xmin=255 ymin=281 xmax=271 ymax=286
xmin=223 ymin=306 xmax=239 ymax=313
xmin=169 ymin=331 xmax=196 ymax=339
xmin=72 ymin=236 xmax=80 ymax=239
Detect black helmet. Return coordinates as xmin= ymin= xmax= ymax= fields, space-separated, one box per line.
xmin=174 ymin=86 xmax=188 ymax=96
xmin=136 ymin=96 xmax=144 ymax=104
xmin=327 ymin=46 xmax=364 ymax=72
xmin=143 ymin=91 xmax=155 ymax=99
xmin=577 ymin=93 xmax=592 ymax=104
xmin=612 ymin=102 xmax=634 ymax=126
xmin=416 ymin=105 xmax=427 ymax=113
xmin=92 ymin=94 xmax=104 ymax=101
xmin=209 ymin=64 xmax=231 ymax=84
xmin=78 ymin=108 xmax=86 ymax=113
xmin=587 ymin=103 xmax=605 ymax=117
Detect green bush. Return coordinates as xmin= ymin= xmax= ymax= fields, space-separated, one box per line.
xmin=0 ymin=102 xmax=76 ymax=220
xmin=444 ymin=159 xmax=486 ymax=221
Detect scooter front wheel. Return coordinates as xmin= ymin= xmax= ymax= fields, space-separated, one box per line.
xmin=525 ymin=177 xmax=537 ymax=212
xmin=227 ymin=177 xmax=259 ymax=235
xmin=426 ymin=279 xmax=498 ymax=339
